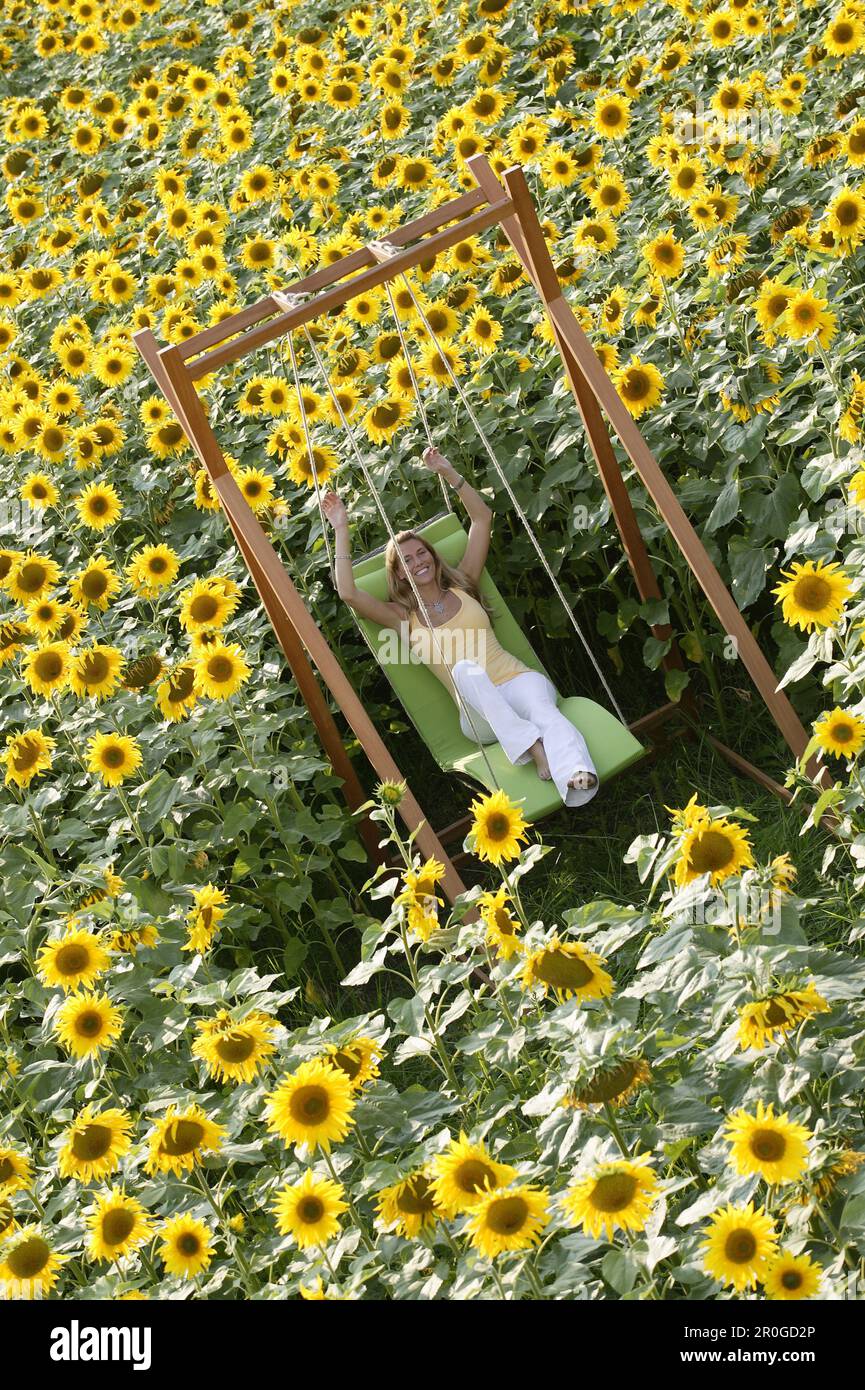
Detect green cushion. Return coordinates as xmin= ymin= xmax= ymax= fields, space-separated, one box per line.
xmin=352 ymin=513 xmax=645 ymax=814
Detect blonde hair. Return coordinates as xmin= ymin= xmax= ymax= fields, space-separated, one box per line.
xmin=385 ymin=530 xmax=494 ymax=618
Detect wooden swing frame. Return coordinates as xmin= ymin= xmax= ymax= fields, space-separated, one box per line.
xmin=134 ymin=155 xmax=812 ymax=908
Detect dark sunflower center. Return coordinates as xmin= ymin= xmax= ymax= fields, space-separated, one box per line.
xmin=298 ymin=1196 xmax=324 ymax=1223
xmin=12 ymin=738 xmax=41 ymax=772
xmin=177 ymin=1232 xmax=200 ymax=1256
xmin=75 ymin=1009 xmax=104 ymax=1037
xmin=206 ymin=656 xmax=234 ymax=683
xmin=577 ymin=1059 xmax=641 ymax=1105
xmin=7 ymin=1237 xmax=50 ymax=1279
xmin=79 ymin=651 xmax=110 ymax=683
xmin=148 ymin=556 xmax=167 ymax=574
xmin=215 ymin=1032 xmax=256 ymax=1063
xmin=101 ymin=745 xmax=126 ymax=769
xmin=456 ymin=1159 xmax=496 ymax=1194
xmin=724 ymin=1229 xmax=757 ymax=1263
xmin=533 ymin=948 xmax=594 ymax=991
xmin=829 ymin=721 xmax=854 ymax=743
xmin=82 ymin=571 xmax=108 ymax=599
xmin=190 ymin=594 xmax=220 ymax=622
xmin=486 ymin=1195 xmax=528 ymax=1235
xmin=0 ymin=1158 xmax=14 ymax=1182
xmin=750 ymin=1128 xmax=786 ymax=1162
xmin=590 ymin=1171 xmax=638 ymax=1213
xmin=72 ymin=1123 xmax=112 ymax=1160
xmin=290 ymin=1085 xmax=329 ymax=1124
xmin=102 ymin=1207 xmax=136 ymax=1245
xmin=688 ymin=829 xmax=736 ymax=874
xmin=332 ymin=1047 xmax=362 ymax=1080
xmin=161 ymin=1119 xmax=205 ymax=1156
xmin=781 ymin=1269 xmax=803 ymax=1290
xmin=484 ymin=812 xmax=511 ymax=840
xmin=18 ymin=562 xmax=47 ymax=593
xmin=55 ymin=943 xmax=90 ymax=975
xmin=396 ymin=1175 xmax=435 ymax=1215
xmin=792 ymin=575 xmax=831 ymax=612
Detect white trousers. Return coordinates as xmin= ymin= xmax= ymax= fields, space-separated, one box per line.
xmin=451 ymin=660 xmax=600 ymax=809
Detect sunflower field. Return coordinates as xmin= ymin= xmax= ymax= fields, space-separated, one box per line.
xmin=2 ymin=0 xmax=865 ymax=1311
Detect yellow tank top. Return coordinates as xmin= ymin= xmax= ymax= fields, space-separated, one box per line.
xmin=408 ymin=586 xmax=530 ymax=702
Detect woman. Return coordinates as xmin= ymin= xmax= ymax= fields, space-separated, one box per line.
xmin=321 ymin=446 xmax=599 ymax=809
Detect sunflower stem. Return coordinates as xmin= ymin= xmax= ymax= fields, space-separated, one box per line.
xmin=321 ymin=1149 xmax=374 ymax=1252
xmin=193 ymin=1168 xmax=259 ymax=1294
xmin=603 ymin=1102 xmax=632 ymax=1159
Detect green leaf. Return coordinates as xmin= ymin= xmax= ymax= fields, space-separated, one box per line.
xmin=664 ymin=668 xmax=691 ymax=702
xmin=281 ymin=937 xmax=309 ymax=980
xmin=602 ymin=1248 xmax=639 ymax=1295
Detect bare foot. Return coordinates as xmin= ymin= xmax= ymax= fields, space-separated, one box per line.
xmin=569 ymin=769 xmax=598 ymax=791
xmin=529 ymin=739 xmax=552 ymax=780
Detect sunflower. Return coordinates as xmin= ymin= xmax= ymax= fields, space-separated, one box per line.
xmin=463 ymin=307 xmax=503 ymax=356
xmin=363 ymin=397 xmax=412 ymax=445
xmin=266 ymin=1058 xmax=355 ymax=1153
xmin=674 ymin=813 xmax=754 ymax=887
xmin=564 ymin=1056 xmax=651 ymax=1110
xmin=158 ymin=1215 xmax=213 ymax=1279
xmin=36 ymin=925 xmax=109 ymax=993
xmin=813 ymin=706 xmax=865 ymax=758
xmin=70 ymin=643 xmax=124 ymax=701
xmin=155 ymin=664 xmax=198 ymax=722
xmin=540 ymin=144 xmax=581 ymax=187
xmin=184 ymin=883 xmax=228 ymax=954
xmin=54 ymin=990 xmax=123 ymax=1059
xmin=477 ymin=886 xmax=522 ymax=959
xmin=469 ymin=789 xmax=530 ymax=864
xmin=58 ymin=1105 xmax=133 ymax=1183
xmin=431 ymin=1133 xmax=517 ymax=1217
xmin=2 ymin=728 xmax=55 ymax=788
xmin=86 ymin=732 xmax=142 ymax=786
xmin=0 ymin=1147 xmax=31 ymax=1196
xmin=701 ymin=1202 xmax=778 ymax=1292
xmin=738 ymin=985 xmax=829 ymax=1051
xmin=6 ymin=552 xmax=60 ymax=606
xmin=593 ymin=94 xmax=630 ymax=140
xmin=826 ymin=186 xmax=865 ymax=246
xmin=563 ymin=1156 xmax=658 ymax=1240
xmin=522 ymin=937 xmax=614 ymax=1004
xmin=643 ymin=231 xmax=685 ymax=278
xmin=86 ymin=1189 xmax=153 ymax=1263
xmin=192 ymin=1011 xmax=277 ymax=1084
xmin=75 ymin=481 xmax=122 ymax=531
xmin=725 ymin=1101 xmax=811 ymax=1184
xmin=272 ymin=1168 xmax=347 ymax=1249
xmin=69 ymin=556 xmax=120 ymax=611
xmin=764 ymin=1250 xmax=822 ymax=1301
xmin=178 ymin=577 xmax=239 ymax=632
xmin=773 ymin=559 xmax=852 ymax=631
xmin=467 ymin=1183 xmax=550 ymax=1260
xmin=376 ymin=1168 xmax=438 ymax=1238
xmin=286 ymin=444 xmax=337 ymax=489
xmin=194 ymin=642 xmax=250 ymax=700
xmin=0 ymin=1227 xmax=65 ymax=1298
xmin=20 ymin=472 xmax=58 ymax=508
xmin=126 ymin=544 xmax=179 ymax=596
xmin=326 ymin=1036 xmax=382 ymax=1090
xmin=613 ymin=358 xmax=666 ymax=419
xmin=144 ymin=1104 xmax=226 ymax=1177
xmin=780 ymin=289 xmax=837 ymax=351
xmin=25 ymin=597 xmax=67 ymax=640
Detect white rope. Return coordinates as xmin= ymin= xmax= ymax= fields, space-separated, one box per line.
xmin=271 ymin=288 xmax=505 ymax=793
xmin=377 ymin=277 xmax=453 ymax=516
xmin=283 ymin=324 xmax=335 ymax=584
xmin=368 ymin=240 xmax=628 ymax=726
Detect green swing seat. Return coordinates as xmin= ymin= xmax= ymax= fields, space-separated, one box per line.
xmin=351 ymin=513 xmax=646 ymax=822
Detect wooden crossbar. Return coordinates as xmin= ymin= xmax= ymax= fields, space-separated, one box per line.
xmin=184 ymin=195 xmax=514 ymax=380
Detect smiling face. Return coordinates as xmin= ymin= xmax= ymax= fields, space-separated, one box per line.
xmin=397 ymin=537 xmax=437 ymax=585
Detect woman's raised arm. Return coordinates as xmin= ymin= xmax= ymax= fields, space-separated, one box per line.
xmin=322 ymin=492 xmax=404 ymax=631
xmin=420 ymin=446 xmax=492 ymax=584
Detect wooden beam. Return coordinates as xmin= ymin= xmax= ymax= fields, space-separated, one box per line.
xmin=183 ymin=195 xmax=514 ymax=380
xmin=175 ymin=187 xmax=490 ymax=362
xmin=134 ymin=330 xmax=471 ymax=905
xmin=468 ymin=156 xmax=689 ymax=692
xmin=466 ymin=157 xmax=812 ymax=767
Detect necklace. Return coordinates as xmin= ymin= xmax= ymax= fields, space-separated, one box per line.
xmin=428 ymin=589 xmax=447 ymax=617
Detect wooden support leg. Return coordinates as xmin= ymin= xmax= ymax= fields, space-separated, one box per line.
xmin=133 ymin=329 xmax=472 ymax=907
